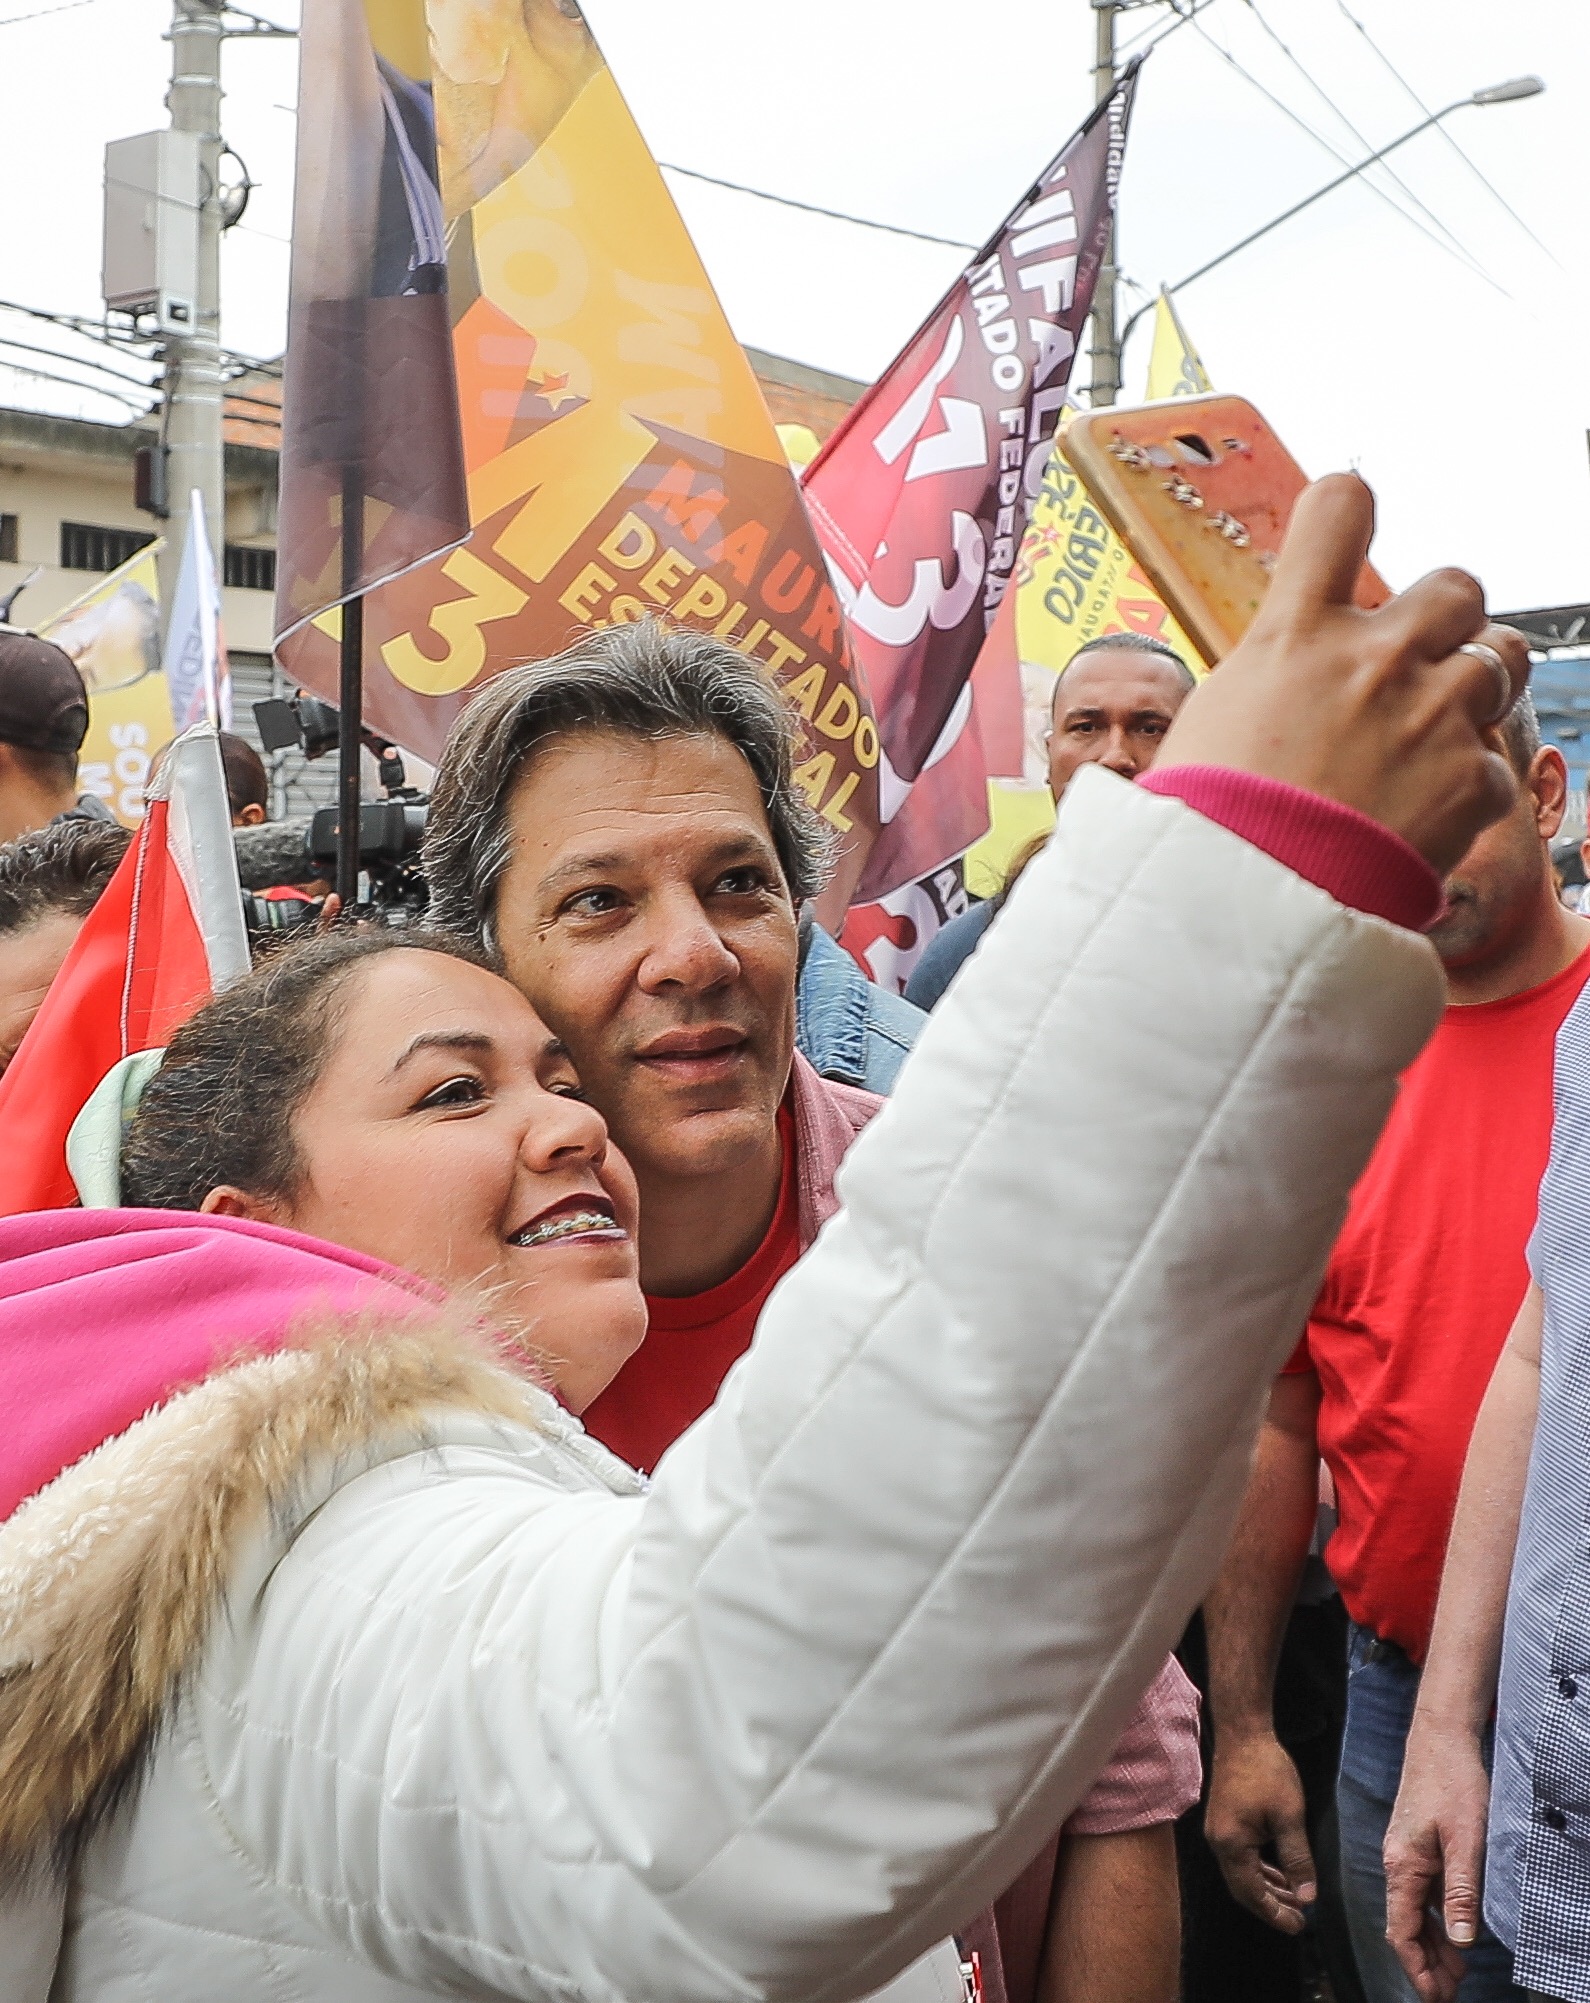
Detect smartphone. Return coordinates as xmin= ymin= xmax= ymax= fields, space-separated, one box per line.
xmin=1064 ymin=393 xmax=1389 ymax=665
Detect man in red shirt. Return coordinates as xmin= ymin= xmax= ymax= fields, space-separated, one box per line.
xmin=424 ymin=621 xmax=1201 ymax=2003
xmin=1200 ymin=692 xmax=1590 ymax=2003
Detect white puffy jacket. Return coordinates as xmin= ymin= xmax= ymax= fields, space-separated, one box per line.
xmin=0 ymin=772 xmax=1443 ymax=2002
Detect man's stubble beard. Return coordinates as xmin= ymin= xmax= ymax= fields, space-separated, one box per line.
xmin=1428 ymin=849 xmax=1549 ymax=973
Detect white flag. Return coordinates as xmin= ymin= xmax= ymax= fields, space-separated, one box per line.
xmin=162 ymin=489 xmax=231 ymax=732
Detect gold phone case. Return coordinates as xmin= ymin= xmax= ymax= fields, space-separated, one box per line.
xmin=1064 ymin=394 xmax=1388 ymax=665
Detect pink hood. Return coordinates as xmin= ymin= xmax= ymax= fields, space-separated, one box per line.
xmin=0 ymin=1209 xmax=433 ymax=1522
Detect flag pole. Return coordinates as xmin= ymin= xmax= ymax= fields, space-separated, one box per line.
xmin=336 ymin=469 xmax=363 ymax=911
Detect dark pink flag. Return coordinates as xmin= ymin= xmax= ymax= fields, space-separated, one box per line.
xmin=804 ymin=66 xmax=1138 ymax=903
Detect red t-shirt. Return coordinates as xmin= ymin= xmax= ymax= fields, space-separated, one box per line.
xmin=1291 ymin=946 xmax=1590 ymax=1661
xmin=582 ymin=1107 xmax=800 ymax=1474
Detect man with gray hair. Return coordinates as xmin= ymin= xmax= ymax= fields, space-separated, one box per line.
xmin=424 ymin=616 xmax=1203 ymax=2003
xmin=424 ymin=617 xmax=853 ymax=1424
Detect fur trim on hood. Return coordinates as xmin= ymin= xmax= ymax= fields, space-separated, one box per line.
xmin=0 ymin=1308 xmax=601 ymax=1889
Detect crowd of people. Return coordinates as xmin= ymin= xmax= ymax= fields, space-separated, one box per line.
xmin=0 ymin=477 xmax=1583 ymax=2003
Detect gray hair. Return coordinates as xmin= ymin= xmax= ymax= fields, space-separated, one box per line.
xmin=423 ymin=619 xmax=836 ymax=950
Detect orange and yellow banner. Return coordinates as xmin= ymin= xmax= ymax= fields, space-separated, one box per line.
xmin=277 ymin=0 xmax=879 ymax=894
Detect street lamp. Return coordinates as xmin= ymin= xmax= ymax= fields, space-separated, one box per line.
xmin=1117 ymin=75 xmax=1545 ymax=357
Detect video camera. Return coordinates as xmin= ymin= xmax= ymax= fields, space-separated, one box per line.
xmin=237 ymin=693 xmax=430 ymax=930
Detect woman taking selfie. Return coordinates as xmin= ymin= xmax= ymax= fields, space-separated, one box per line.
xmin=0 ymin=483 xmax=1526 ymax=2003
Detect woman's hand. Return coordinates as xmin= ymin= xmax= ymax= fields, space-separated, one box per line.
xmin=1155 ymin=473 xmax=1529 ymax=876
xmin=1382 ymin=1719 xmax=1493 ymax=2003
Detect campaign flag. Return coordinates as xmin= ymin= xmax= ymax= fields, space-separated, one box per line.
xmin=839 ymin=591 xmax=1029 ymax=992
xmin=273 ymin=0 xmax=470 ymax=645
xmin=42 ymin=542 xmax=172 ymax=828
xmin=805 ymin=66 xmax=1138 ymax=905
xmin=276 ymin=0 xmax=880 ymax=900
xmin=163 ymin=489 xmax=231 ymax=732
xmin=1145 ymin=286 xmax=1211 ymax=399
xmin=951 ymin=293 xmax=1214 ymax=901
xmin=0 ymin=728 xmax=248 ymax=1215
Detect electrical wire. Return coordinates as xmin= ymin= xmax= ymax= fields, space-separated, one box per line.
xmin=1332 ymin=0 xmax=1562 ymax=269
xmin=1116 ymin=0 xmax=1221 ymax=63
xmin=0 ymin=298 xmax=287 ymax=409
xmin=0 ymin=308 xmax=158 ymax=382
xmin=104 ymin=170 xmax=293 ymax=247
xmin=0 ymin=355 xmax=148 ymax=414
xmin=0 ymin=329 xmax=157 ymax=393
xmin=656 ymin=163 xmax=977 ymax=252
xmin=1236 ymin=0 xmax=1484 ymax=273
xmin=0 ymin=296 xmax=151 ymax=352
xmin=1186 ymin=12 xmax=1512 ymax=301
xmin=0 ymin=0 xmax=97 ymax=25
xmin=221 ymin=393 xmax=283 ymax=419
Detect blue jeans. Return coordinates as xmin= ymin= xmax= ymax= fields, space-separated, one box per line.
xmin=1338 ymin=1622 xmax=1523 ymax=2003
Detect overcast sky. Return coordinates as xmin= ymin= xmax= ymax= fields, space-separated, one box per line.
xmin=3 ymin=0 xmax=1584 ymax=613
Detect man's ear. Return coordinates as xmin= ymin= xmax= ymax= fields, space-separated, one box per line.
xmin=1532 ymin=745 xmax=1570 ymax=842
xmin=235 ymin=802 xmax=267 ymax=828
xmin=199 ymin=1184 xmax=283 ymax=1223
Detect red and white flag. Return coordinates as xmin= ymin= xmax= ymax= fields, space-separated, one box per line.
xmin=0 ymin=726 xmax=249 ymax=1214
xmin=163 ymin=488 xmax=232 ymax=731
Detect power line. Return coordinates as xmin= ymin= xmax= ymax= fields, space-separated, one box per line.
xmin=657 ymin=162 xmax=977 ymax=253
xmin=1186 ymin=13 xmax=1512 ymax=301
xmin=103 ymin=170 xmax=293 ymax=247
xmin=1332 ymin=0 xmax=1562 ymax=269
xmin=1236 ymin=0 xmax=1485 ymax=274
xmin=0 ymin=328 xmax=157 ymax=392
xmin=0 ymin=0 xmax=97 ymax=25
xmin=220 ymin=392 xmax=283 ymax=418
xmin=1117 ymin=0 xmax=1221 ymax=62
xmin=0 ymin=297 xmax=280 ymax=399
xmin=0 ymin=296 xmax=149 ymax=350
xmin=0 ymin=299 xmax=288 ymax=424
xmin=0 ymin=354 xmax=148 ymax=414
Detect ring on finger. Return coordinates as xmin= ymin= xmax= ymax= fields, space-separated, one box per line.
xmin=1458 ymin=641 xmax=1515 ymax=726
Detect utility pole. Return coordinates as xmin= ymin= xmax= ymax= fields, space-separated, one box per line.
xmin=1088 ymin=0 xmax=1121 ymax=407
xmin=158 ymin=0 xmax=226 ymax=621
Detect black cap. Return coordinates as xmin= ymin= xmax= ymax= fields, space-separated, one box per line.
xmin=0 ymin=629 xmax=89 ymax=756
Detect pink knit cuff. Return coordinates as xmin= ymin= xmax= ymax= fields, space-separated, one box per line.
xmin=1139 ymin=766 xmax=1442 ymax=932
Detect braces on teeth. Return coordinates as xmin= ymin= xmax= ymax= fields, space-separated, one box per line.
xmin=514 ymin=1211 xmax=619 ymax=1246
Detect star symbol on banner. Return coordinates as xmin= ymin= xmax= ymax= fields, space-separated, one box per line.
xmin=531 ymin=371 xmax=579 ymax=413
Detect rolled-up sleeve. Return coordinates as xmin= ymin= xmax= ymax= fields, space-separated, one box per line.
xmin=1063 ymin=1656 xmax=1202 ymax=1834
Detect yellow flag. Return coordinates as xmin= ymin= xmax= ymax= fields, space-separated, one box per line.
xmin=1145 ymin=288 xmax=1211 ymax=400
xmin=41 ymin=543 xmax=174 ymax=828
xmin=963 ymin=298 xmax=1211 ymax=893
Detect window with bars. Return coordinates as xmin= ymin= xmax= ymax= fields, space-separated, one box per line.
xmin=60 ymin=521 xmax=156 ymax=573
xmin=223 ymin=544 xmax=277 ymax=592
